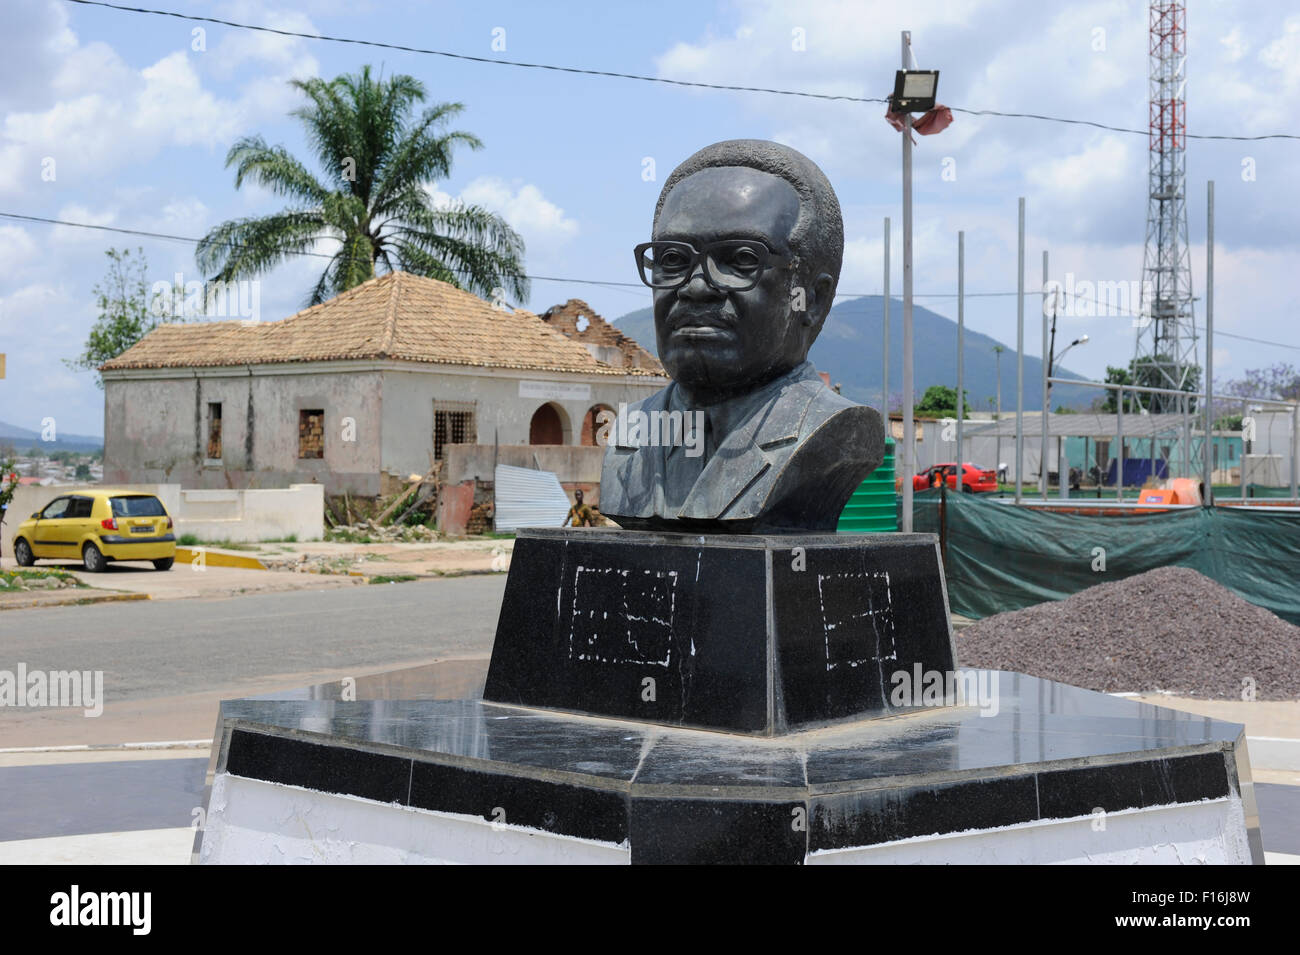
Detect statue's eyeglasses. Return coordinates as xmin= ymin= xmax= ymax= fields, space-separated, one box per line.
xmin=634 ymin=240 xmax=791 ymax=293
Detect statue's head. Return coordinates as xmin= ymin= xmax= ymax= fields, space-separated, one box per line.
xmin=640 ymin=140 xmax=843 ymax=402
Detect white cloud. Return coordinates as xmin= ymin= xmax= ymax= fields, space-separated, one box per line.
xmin=0 ymin=10 xmax=321 ymax=199
xmin=458 ymin=178 xmax=579 ymax=242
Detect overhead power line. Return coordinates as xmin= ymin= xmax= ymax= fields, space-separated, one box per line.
xmin=63 ymin=0 xmax=1300 ymax=141
xmin=7 ymin=213 xmax=1300 ymax=356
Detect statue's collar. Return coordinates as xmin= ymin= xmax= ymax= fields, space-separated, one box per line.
xmin=668 ymin=361 xmax=818 ymax=439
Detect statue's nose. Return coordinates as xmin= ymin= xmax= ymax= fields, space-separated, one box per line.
xmin=677 ymin=264 xmax=723 ymax=301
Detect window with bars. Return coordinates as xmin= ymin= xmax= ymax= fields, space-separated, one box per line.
xmin=433 ymin=400 xmax=476 ymax=460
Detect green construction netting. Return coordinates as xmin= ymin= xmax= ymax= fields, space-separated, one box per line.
xmin=912 ymin=489 xmax=1300 ymax=625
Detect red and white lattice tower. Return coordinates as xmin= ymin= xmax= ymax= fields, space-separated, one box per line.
xmin=1134 ymin=0 xmax=1197 ymax=413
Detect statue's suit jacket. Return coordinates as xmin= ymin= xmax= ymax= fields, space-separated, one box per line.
xmin=600 ymin=362 xmax=884 ymax=533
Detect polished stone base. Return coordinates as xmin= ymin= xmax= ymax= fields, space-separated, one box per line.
xmin=195 ymin=660 xmax=1264 ymax=865
xmin=484 ymin=528 xmax=958 ymax=734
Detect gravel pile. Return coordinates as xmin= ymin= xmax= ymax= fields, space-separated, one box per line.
xmin=958 ymin=566 xmax=1300 ymax=699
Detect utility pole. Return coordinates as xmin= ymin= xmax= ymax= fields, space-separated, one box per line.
xmin=1015 ymin=198 xmax=1025 ymax=505
xmin=900 ymin=30 xmax=915 ymax=532
xmin=1204 ymin=180 xmax=1214 ymax=503
xmin=1041 ymin=250 xmax=1049 ymax=500
xmin=994 ymin=345 xmax=1003 ymax=485
xmin=956 ymin=231 xmax=965 ymax=491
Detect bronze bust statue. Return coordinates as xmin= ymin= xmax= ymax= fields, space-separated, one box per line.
xmin=600 ymin=139 xmax=884 ymax=533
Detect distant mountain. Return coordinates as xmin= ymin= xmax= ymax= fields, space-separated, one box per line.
xmin=611 ymin=296 xmax=1094 ymax=412
xmin=0 ymin=420 xmax=103 ymax=453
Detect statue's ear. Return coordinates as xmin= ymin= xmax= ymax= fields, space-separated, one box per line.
xmin=804 ymin=272 xmax=835 ymax=331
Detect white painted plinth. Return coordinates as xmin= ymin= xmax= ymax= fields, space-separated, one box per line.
xmin=809 ymin=797 xmax=1254 ymax=865
xmin=198 ymin=773 xmax=630 ymax=865
xmin=199 ymin=772 xmax=1253 ymax=865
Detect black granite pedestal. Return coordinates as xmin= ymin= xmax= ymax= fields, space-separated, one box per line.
xmin=194 ymin=528 xmax=1263 ymax=865
xmin=485 ymin=528 xmax=957 ymax=734
xmin=196 ymin=660 xmax=1262 ymax=864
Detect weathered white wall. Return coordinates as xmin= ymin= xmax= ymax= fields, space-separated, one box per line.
xmin=103 ymin=362 xmax=665 ymax=495
xmin=103 ymin=366 xmax=383 ymax=495
xmin=379 ymin=366 xmax=663 ymax=479
xmin=441 ymin=444 xmax=605 ymax=485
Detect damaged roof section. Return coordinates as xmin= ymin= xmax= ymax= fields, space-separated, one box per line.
xmin=540 ymin=299 xmax=663 ymax=375
xmin=101 ymin=271 xmax=663 ymax=377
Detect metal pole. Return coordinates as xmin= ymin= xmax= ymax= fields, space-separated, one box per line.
xmin=1015 ymin=197 xmax=1025 ymax=505
xmin=1291 ymin=401 xmax=1299 ymax=501
xmin=1116 ymin=385 xmax=1124 ymax=502
xmin=883 ymin=217 xmax=890 ymax=414
xmin=1060 ymin=436 xmax=1068 ymax=500
xmin=1041 ymin=250 xmax=1049 ymax=500
xmin=1242 ymin=398 xmax=1248 ymax=501
xmin=900 ymin=31 xmax=915 ymax=533
xmin=957 ymin=231 xmax=964 ymax=492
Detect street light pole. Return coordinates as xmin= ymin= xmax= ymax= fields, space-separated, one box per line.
xmin=900 ymin=30 xmax=915 ymax=533
xmin=1015 ymin=198 xmax=1025 ymax=505
xmin=956 ymin=230 xmax=965 ymax=492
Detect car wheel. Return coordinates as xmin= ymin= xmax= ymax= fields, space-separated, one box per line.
xmin=961 ymin=484 xmax=974 ymax=493
xmin=82 ymin=542 xmax=107 ymax=573
xmin=14 ymin=539 xmax=35 ymax=566
xmin=153 ymin=557 xmax=174 ymax=571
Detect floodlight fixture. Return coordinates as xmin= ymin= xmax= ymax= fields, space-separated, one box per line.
xmin=892 ymin=70 xmax=939 ymax=113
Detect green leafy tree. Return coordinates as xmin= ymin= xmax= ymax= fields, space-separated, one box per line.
xmin=914 ymin=385 xmax=971 ymax=418
xmin=64 ymin=248 xmax=163 ymax=388
xmin=197 ymin=66 xmax=527 ymax=308
xmin=1097 ymin=357 xmax=1200 ymax=413
xmin=0 ymin=443 xmax=18 ymax=515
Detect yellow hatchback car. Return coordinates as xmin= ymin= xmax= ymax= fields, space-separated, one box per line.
xmin=11 ymin=489 xmax=176 ymax=572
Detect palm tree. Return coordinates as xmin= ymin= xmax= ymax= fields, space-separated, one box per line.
xmin=196 ymin=66 xmax=528 ymax=307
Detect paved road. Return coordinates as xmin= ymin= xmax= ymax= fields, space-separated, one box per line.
xmin=0 ymin=576 xmax=506 ymax=701
xmin=0 ymin=576 xmax=506 ymax=746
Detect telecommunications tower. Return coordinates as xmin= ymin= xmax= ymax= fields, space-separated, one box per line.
xmin=1134 ymin=0 xmax=1197 ymax=413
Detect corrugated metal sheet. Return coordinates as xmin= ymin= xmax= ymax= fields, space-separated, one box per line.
xmin=493 ymin=463 xmax=572 ymax=532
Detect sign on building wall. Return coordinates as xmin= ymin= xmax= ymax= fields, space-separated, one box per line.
xmin=519 ymin=380 xmax=592 ymax=401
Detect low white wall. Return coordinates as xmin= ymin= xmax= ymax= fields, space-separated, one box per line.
xmin=1 ymin=482 xmax=324 ymax=555
xmin=175 ymin=484 xmax=324 ymax=543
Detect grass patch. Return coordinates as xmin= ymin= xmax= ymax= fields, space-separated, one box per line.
xmin=325 ymin=527 xmax=378 ymax=544
xmin=261 ymin=534 xmax=298 ymax=543
xmin=369 ymin=574 xmax=418 ymax=585
xmin=177 ymin=533 xmax=200 ymax=546
xmin=0 ymin=568 xmax=88 ymax=591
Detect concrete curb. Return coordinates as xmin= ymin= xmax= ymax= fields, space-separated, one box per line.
xmin=175 ymin=547 xmax=267 ymax=570
xmin=0 ymin=739 xmax=210 ymax=754
xmin=0 ymin=591 xmax=149 ymax=612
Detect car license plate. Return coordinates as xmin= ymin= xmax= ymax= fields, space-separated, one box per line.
xmin=131 ymin=525 xmax=152 ymax=534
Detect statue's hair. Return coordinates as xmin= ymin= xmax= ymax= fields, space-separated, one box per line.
xmin=653 ymin=139 xmax=844 ymax=292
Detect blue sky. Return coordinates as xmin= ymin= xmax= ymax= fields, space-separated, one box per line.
xmin=3 ymin=0 xmax=1299 ymax=436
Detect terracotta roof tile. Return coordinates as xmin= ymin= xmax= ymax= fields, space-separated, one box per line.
xmin=101 ymin=272 xmax=663 ymax=377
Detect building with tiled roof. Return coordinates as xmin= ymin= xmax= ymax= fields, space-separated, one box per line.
xmin=101 ymin=272 xmax=666 ymax=495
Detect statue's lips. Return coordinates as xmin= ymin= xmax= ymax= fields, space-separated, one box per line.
xmin=667 ymin=314 xmax=735 ymax=341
